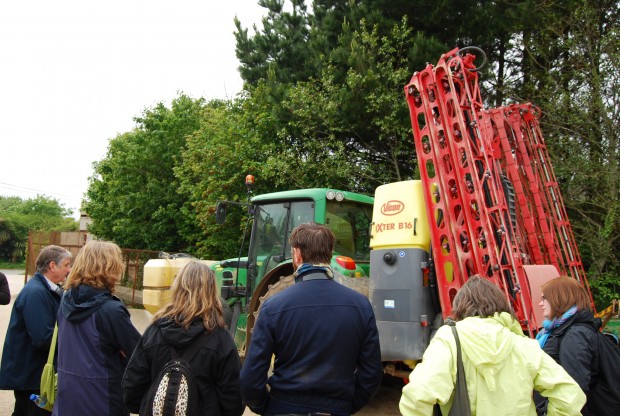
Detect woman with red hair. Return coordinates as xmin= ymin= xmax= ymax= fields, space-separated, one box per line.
xmin=535 ymin=276 xmax=613 ymax=415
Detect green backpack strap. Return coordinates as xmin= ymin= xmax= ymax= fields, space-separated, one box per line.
xmin=47 ymin=323 xmax=58 ymax=364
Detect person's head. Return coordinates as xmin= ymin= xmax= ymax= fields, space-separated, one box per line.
xmin=452 ymin=275 xmax=517 ymax=321
xmin=153 ymin=261 xmax=225 ymax=331
xmin=289 ymin=222 xmax=335 ymax=267
xmin=539 ymin=276 xmax=591 ymax=320
xmin=36 ymin=245 xmax=72 ymax=284
xmin=64 ymin=240 xmax=124 ymax=293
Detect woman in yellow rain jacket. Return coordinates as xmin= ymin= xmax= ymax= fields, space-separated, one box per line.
xmin=399 ymin=275 xmax=585 ymax=416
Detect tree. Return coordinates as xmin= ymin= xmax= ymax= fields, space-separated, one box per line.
xmin=0 ymin=217 xmax=26 ymax=262
xmin=235 ymin=0 xmax=313 ymax=85
xmin=86 ymin=94 xmax=205 ymax=252
xmin=270 ymin=18 xmax=425 ymax=191
xmin=236 ymin=0 xmax=536 ymax=105
xmin=175 ymin=100 xmax=254 ymax=258
xmin=0 ymin=195 xmax=76 ymax=262
xmin=516 ymin=1 xmax=620 ymax=308
xmin=236 ymin=3 xmax=446 ymax=191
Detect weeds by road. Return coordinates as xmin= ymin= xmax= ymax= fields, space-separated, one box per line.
xmin=0 ymin=261 xmax=25 ymax=269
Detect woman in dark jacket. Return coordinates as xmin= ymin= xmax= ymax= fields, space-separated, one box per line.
xmin=53 ymin=240 xmax=141 ymax=416
xmin=0 ymin=272 xmax=10 ymax=305
xmin=535 ymin=276 xmax=601 ymax=416
xmin=122 ymin=261 xmax=244 ymax=416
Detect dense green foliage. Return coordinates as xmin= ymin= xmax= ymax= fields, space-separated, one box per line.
xmin=515 ymin=1 xmax=620 ymax=309
xmin=174 ymin=99 xmax=273 ymax=258
xmin=0 ymin=196 xmax=76 ymax=262
xmin=86 ymin=95 xmax=206 ymax=251
xmin=85 ymin=0 xmax=619 ymax=306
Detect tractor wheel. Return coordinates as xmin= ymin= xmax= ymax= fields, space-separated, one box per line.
xmin=245 ymin=263 xmax=295 ymax=349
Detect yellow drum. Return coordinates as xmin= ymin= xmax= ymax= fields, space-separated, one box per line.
xmin=142 ymin=258 xmax=216 ymax=314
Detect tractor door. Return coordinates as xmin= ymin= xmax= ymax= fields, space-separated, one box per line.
xmin=248 ymin=200 xmax=314 ymax=288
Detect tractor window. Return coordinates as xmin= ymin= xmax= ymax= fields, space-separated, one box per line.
xmin=288 ymin=202 xmax=315 ymax=234
xmin=325 ymin=201 xmax=372 ymax=261
xmin=282 ymin=201 xmax=315 ymax=255
xmin=254 ymin=204 xmax=288 ymax=257
xmin=250 ymin=200 xmax=315 ymax=276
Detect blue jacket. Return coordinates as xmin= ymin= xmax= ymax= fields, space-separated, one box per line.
xmin=0 ymin=272 xmax=61 ymax=390
xmin=240 ymin=270 xmax=383 ymax=415
xmin=52 ymin=285 xmax=140 ymax=416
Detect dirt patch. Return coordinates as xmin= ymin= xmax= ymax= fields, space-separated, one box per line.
xmin=242 ymin=376 xmax=404 ymax=416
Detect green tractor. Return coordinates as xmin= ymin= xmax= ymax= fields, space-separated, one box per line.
xmin=211 ymin=180 xmax=374 ymax=357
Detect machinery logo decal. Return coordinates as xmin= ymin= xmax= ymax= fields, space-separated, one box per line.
xmin=380 ymin=200 xmax=405 ymax=216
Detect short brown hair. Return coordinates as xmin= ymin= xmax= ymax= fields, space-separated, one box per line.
xmin=541 ymin=276 xmax=591 ymax=319
xmin=452 ymin=275 xmax=516 ymax=321
xmin=64 ymin=241 xmax=125 ymax=293
xmin=36 ymin=245 xmax=72 ymax=273
xmin=289 ymin=222 xmax=335 ymax=265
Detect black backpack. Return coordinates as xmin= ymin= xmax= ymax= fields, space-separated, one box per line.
xmin=142 ymin=333 xmax=208 ymax=416
xmin=560 ymin=323 xmax=620 ymax=416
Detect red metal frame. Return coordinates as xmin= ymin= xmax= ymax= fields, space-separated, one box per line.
xmin=405 ymin=48 xmax=592 ymax=333
xmin=498 ymin=105 xmax=592 ymax=300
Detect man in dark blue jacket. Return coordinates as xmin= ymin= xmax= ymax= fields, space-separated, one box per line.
xmin=240 ymin=222 xmax=383 ymax=415
xmin=0 ymin=245 xmax=71 ymax=416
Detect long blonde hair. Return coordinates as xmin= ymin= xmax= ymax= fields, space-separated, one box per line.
xmin=64 ymin=240 xmax=125 ymax=292
xmin=153 ymin=261 xmax=225 ymax=331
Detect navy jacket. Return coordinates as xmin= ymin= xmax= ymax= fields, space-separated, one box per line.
xmin=536 ymin=309 xmax=599 ymax=416
xmin=0 ymin=272 xmax=61 ymax=390
xmin=123 ymin=318 xmax=244 ymax=416
xmin=52 ymin=285 xmax=140 ymax=416
xmin=240 ymin=271 xmax=383 ymax=415
xmin=0 ymin=272 xmax=10 ymax=305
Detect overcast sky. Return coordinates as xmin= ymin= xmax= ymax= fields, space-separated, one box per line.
xmin=0 ymin=1 xmax=265 ymax=219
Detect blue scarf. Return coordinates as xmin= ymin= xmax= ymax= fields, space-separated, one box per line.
xmin=293 ymin=263 xmax=333 ymax=282
xmin=536 ymin=305 xmax=577 ymax=347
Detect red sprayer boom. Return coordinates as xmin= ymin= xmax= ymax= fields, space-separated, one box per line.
xmin=404 ymin=47 xmax=592 ymax=333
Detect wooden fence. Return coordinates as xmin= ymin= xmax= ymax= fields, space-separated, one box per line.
xmin=25 ymin=231 xmax=160 ymax=306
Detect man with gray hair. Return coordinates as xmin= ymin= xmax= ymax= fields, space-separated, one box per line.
xmin=0 ymin=245 xmax=72 ymax=416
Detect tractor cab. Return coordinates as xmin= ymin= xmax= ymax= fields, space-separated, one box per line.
xmin=241 ymin=189 xmax=373 ymax=298
xmin=213 ymin=185 xmax=374 ymax=355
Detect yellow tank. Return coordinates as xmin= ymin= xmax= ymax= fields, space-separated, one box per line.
xmin=369 ymin=180 xmax=434 ymax=362
xmin=370 ymin=180 xmax=431 ymax=250
xmin=142 ymin=258 xmax=216 ymax=314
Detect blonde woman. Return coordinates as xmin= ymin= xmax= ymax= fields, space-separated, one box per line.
xmin=122 ymin=261 xmax=244 ymax=416
xmin=53 ymin=241 xmax=140 ymax=416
